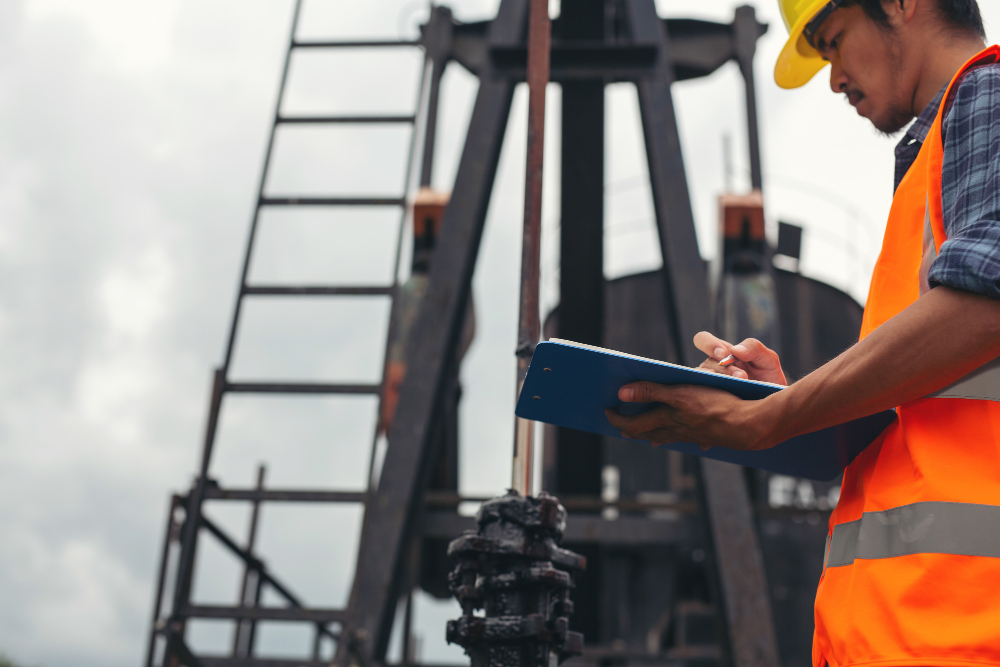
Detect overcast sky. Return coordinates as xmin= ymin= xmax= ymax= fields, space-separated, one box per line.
xmin=0 ymin=1 xmax=998 ymax=666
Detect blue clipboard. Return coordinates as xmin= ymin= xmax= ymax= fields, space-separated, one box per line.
xmin=514 ymin=339 xmax=896 ymax=481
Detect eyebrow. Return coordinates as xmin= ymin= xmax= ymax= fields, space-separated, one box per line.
xmin=813 ymin=25 xmax=834 ymax=55
xmin=804 ymin=0 xmax=846 ymax=48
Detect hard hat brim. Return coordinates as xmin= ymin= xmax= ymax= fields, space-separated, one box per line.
xmin=774 ymin=4 xmax=832 ymax=89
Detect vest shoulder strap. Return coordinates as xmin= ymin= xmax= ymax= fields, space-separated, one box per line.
xmin=925 ymin=45 xmax=1000 ymax=253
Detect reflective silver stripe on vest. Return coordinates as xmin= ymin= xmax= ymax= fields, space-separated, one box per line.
xmin=929 ymin=356 xmax=1000 ymax=402
xmin=826 ymin=501 xmax=1000 ymax=568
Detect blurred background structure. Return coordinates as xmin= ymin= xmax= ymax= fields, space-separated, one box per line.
xmin=0 ymin=1 xmax=998 ymax=667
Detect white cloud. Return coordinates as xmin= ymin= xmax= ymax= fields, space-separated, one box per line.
xmin=0 ymin=0 xmax=998 ymax=665
xmin=25 ymin=0 xmax=179 ymax=73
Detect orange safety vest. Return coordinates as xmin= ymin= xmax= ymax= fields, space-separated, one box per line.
xmin=813 ymin=45 xmax=1000 ymax=667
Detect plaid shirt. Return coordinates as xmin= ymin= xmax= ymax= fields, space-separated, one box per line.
xmin=894 ymin=63 xmax=1000 ymax=300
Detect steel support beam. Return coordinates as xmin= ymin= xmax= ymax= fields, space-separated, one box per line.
xmin=553 ymin=0 xmax=606 ymax=645
xmin=202 ymin=488 xmax=367 ymax=503
xmin=556 ymin=78 xmax=605 ymax=499
xmin=166 ymin=368 xmax=226 ymax=662
xmin=419 ymin=6 xmax=454 ymax=187
xmin=733 ymin=5 xmax=764 ymax=191
xmin=232 ymin=466 xmax=266 ymax=660
xmin=340 ymin=0 xmax=529 ymax=662
xmin=626 ymin=2 xmax=780 ymax=666
xmin=184 ymin=605 xmax=347 ymax=623
xmin=164 ymin=625 xmax=207 ymax=667
xmin=145 ymin=494 xmax=181 ymax=667
xmin=449 ymin=16 xmax=767 ymax=83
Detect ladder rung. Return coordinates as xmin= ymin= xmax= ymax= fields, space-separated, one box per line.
xmin=226 ymin=382 xmax=381 ymax=395
xmin=199 ymin=663 xmax=460 ymax=667
xmin=277 ymin=114 xmax=415 ymax=124
xmin=260 ymin=196 xmax=405 ymax=207
xmin=243 ymin=285 xmax=392 ymax=297
xmin=292 ymin=39 xmax=420 ymax=49
xmin=199 ymin=659 xmax=346 ymax=667
xmin=182 ymin=604 xmax=347 ymax=623
xmin=204 ymin=488 xmax=367 ymax=503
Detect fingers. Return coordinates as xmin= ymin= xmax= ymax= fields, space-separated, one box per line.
xmin=618 ymin=381 xmax=686 ymax=404
xmin=693 ymin=332 xmax=778 ymax=371
xmin=693 ymin=331 xmax=733 ymax=361
xmin=730 ymin=338 xmax=778 ymax=368
xmin=605 ymin=405 xmax=677 ymax=436
xmin=605 ymin=408 xmax=627 ymax=429
xmin=697 ymin=358 xmax=723 ymax=374
xmin=729 ymin=367 xmax=749 ymax=380
xmin=697 ymin=359 xmax=749 ymax=379
xmin=605 ymin=408 xmax=718 ymax=450
xmin=607 ymin=417 xmax=679 ymax=444
xmin=693 ymin=331 xmax=750 ymax=379
xmin=692 ymin=335 xmax=786 ymax=385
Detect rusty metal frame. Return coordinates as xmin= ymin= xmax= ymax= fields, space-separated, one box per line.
xmin=146 ymin=1 xmax=781 ymax=666
xmin=626 ymin=2 xmax=780 ymax=665
xmin=338 ymin=0 xmax=530 ymax=659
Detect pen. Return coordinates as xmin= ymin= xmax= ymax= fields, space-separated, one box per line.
xmin=718 ymin=354 xmax=737 ymax=367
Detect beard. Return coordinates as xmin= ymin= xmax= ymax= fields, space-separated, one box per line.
xmin=867 ymin=27 xmax=914 ymax=137
xmin=870 ymin=102 xmax=914 ymax=136
xmin=844 ymin=88 xmax=913 ymax=135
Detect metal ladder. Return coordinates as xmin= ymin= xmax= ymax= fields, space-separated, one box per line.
xmin=144 ymin=1 xmax=433 ymax=664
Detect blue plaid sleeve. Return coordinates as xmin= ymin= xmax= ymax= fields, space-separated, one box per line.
xmin=927 ymin=65 xmax=1000 ymax=300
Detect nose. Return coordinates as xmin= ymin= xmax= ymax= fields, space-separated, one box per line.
xmin=829 ymin=58 xmax=849 ymax=93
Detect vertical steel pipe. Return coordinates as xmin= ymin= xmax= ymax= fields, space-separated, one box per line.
xmin=512 ymin=0 xmax=551 ymax=495
xmin=144 ymin=494 xmax=181 ymax=667
xmin=734 ymin=5 xmax=763 ymax=191
xmin=232 ymin=465 xmax=266 ymax=658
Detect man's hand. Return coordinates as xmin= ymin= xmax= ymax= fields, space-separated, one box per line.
xmin=604 ymin=287 xmax=1000 ymax=456
xmin=693 ymin=331 xmax=787 ymax=385
xmin=603 ymin=331 xmax=788 ymax=452
xmin=604 ymin=381 xmax=780 ymax=451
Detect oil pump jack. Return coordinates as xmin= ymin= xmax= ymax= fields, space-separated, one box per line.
xmin=146 ymin=2 xmax=867 ymax=666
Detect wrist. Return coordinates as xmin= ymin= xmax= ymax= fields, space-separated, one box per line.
xmin=747 ymin=390 xmax=795 ymax=450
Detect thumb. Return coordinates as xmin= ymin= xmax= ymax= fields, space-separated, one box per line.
xmin=619 ymin=381 xmax=673 ymax=403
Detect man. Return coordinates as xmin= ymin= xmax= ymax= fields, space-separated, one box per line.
xmin=606 ymin=0 xmax=1000 ymax=663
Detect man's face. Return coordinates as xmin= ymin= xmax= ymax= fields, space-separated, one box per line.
xmin=814 ymin=4 xmax=914 ymax=135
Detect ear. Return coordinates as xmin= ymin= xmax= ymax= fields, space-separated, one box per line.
xmin=886 ymin=0 xmax=919 ymax=26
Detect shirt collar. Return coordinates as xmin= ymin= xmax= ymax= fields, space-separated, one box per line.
xmin=898 ymin=84 xmax=947 ymax=149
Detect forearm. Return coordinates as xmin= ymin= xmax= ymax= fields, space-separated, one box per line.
xmin=761 ymin=286 xmax=1000 ymax=446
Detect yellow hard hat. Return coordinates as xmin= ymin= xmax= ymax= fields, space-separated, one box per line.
xmin=774 ymin=0 xmax=843 ymax=89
